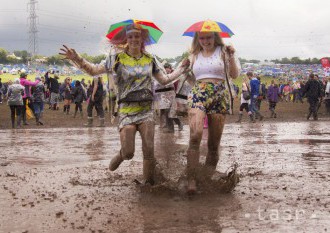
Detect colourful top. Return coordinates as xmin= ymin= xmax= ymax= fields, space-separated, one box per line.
xmin=105 ymin=51 xmax=160 ymax=129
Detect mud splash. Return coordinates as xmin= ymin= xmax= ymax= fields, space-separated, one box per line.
xmin=0 ymin=122 xmax=329 ymax=232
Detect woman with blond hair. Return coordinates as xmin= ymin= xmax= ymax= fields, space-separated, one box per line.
xmin=185 ymin=31 xmax=240 ymax=194
xmin=60 ymin=23 xmax=189 ymax=185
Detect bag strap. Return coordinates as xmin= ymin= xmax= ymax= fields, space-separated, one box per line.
xmin=221 ymin=47 xmax=234 ymax=114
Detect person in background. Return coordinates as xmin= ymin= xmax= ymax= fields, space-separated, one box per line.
xmin=324 ymin=77 xmax=330 ymax=115
xmin=249 ymin=72 xmax=264 ymax=122
xmin=71 ymin=80 xmax=87 ymax=118
xmin=7 ymin=78 xmax=24 ymax=128
xmin=267 ymin=79 xmax=279 ymax=118
xmin=31 ymin=76 xmax=45 ymax=125
xmin=61 ymin=77 xmax=73 ymax=115
xmin=0 ymin=78 xmax=3 ymax=104
xmin=154 ymin=63 xmax=183 ymax=133
xmin=85 ymin=76 xmax=105 ymax=127
xmin=20 ymin=72 xmax=39 ymax=125
xmin=303 ymin=73 xmax=322 ymax=120
xmin=315 ymin=74 xmax=325 ymax=112
xmin=236 ymin=74 xmax=253 ymax=123
xmin=45 ymin=71 xmax=60 ymax=110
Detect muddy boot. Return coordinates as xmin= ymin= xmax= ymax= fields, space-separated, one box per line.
xmin=249 ymin=114 xmax=255 ymax=123
xmin=35 ymin=115 xmax=39 ymax=125
xmin=17 ymin=115 xmax=22 ymax=128
xmin=66 ymin=105 xmax=70 ymax=115
xmin=22 ymin=113 xmax=28 ymax=125
xmin=63 ymin=105 xmax=67 ymax=114
xmin=236 ymin=113 xmax=243 ymax=123
xmin=174 ymin=119 xmax=183 ymax=131
xmin=80 ymin=111 xmax=83 ymax=118
xmin=258 ymin=113 xmax=264 ymax=121
xmin=313 ymin=112 xmax=318 ymax=121
xmin=10 ymin=114 xmax=15 ymax=128
xmin=186 ymin=149 xmax=200 ymax=195
xmin=98 ymin=118 xmax=105 ymax=127
xmin=109 ymin=150 xmax=124 ymax=171
xmin=73 ymin=110 xmax=77 ymax=118
xmin=84 ymin=117 xmax=93 ymax=127
xmin=307 ymin=111 xmax=312 ymax=120
xmin=143 ymin=159 xmax=155 ymax=185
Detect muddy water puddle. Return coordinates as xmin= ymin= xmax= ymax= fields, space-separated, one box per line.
xmin=0 ymin=122 xmax=329 ymax=232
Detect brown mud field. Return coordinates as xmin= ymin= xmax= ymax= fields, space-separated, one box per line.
xmin=0 ymin=100 xmax=329 ymax=232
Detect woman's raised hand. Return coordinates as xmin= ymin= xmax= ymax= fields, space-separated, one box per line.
xmin=181 ymin=58 xmax=190 ymax=70
xmin=225 ymin=45 xmax=236 ymax=57
xmin=59 ymin=45 xmax=79 ymax=61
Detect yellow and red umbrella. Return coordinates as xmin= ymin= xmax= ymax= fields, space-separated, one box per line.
xmin=183 ymin=20 xmax=234 ymax=38
xmin=106 ymin=19 xmax=163 ymax=45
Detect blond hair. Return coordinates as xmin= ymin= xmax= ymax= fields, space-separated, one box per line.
xmin=190 ymin=32 xmax=225 ymax=55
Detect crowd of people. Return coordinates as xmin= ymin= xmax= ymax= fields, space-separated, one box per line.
xmin=235 ymin=72 xmax=330 ymax=123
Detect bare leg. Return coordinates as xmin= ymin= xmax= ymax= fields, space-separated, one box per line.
xmin=205 ymin=114 xmax=226 ymax=172
xmin=187 ymin=108 xmax=206 ymax=194
xmin=109 ymin=124 xmax=137 ymax=171
xmin=138 ymin=121 xmax=156 ymax=184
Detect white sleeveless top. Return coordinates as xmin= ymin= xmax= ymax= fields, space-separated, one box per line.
xmin=192 ymin=46 xmax=226 ymax=80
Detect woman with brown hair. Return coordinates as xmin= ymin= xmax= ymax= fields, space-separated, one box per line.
xmin=60 ymin=23 xmax=189 ymax=185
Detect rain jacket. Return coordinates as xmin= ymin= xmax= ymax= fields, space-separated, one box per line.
xmin=303 ymin=79 xmax=322 ymax=100
xmin=7 ymin=83 xmax=25 ymax=106
xmin=250 ymin=77 xmax=260 ymax=97
xmin=32 ymin=82 xmax=45 ymax=103
xmin=20 ymin=77 xmax=40 ymax=98
xmin=267 ymin=84 xmax=279 ymax=103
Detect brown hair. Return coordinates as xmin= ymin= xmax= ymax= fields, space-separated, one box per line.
xmin=110 ymin=23 xmax=151 ymax=51
xmin=190 ymin=32 xmax=225 ymax=55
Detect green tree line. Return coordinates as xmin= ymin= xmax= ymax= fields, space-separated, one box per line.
xmin=0 ymin=48 xmax=106 ymax=66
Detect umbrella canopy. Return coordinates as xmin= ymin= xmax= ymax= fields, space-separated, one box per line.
xmin=183 ymin=20 xmax=234 ymax=38
xmin=106 ymin=19 xmax=163 ymax=45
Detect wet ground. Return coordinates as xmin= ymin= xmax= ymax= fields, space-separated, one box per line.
xmin=0 ymin=121 xmax=329 ymax=233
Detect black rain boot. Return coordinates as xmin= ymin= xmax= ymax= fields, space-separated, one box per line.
xmin=236 ymin=113 xmax=243 ymax=123
xmin=11 ymin=114 xmax=15 ymax=128
xmin=307 ymin=111 xmax=312 ymax=120
xmin=17 ymin=115 xmax=22 ymax=128
xmin=249 ymin=114 xmax=255 ymax=123
xmin=84 ymin=118 xmax=93 ymax=127
xmin=66 ymin=105 xmax=70 ymax=115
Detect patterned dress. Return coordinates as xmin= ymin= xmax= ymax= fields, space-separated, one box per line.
xmin=105 ymin=52 xmax=160 ymax=129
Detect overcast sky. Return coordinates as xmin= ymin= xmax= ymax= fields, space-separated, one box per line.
xmin=1 ymin=0 xmax=330 ymax=60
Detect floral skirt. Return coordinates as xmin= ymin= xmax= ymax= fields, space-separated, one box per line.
xmin=188 ymin=80 xmax=229 ymax=114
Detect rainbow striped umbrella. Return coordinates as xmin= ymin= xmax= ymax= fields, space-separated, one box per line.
xmin=183 ymin=20 xmax=234 ymax=38
xmin=106 ymin=19 xmax=163 ymax=45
